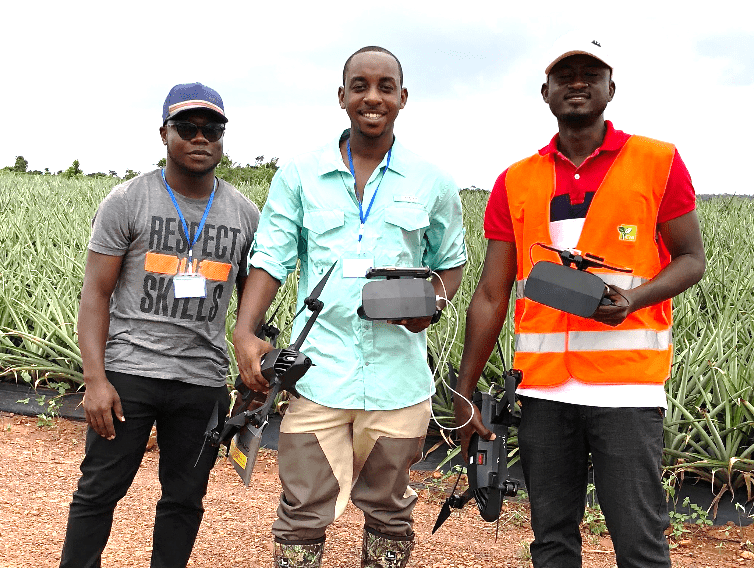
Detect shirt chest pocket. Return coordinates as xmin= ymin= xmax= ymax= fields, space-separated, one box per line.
xmin=303 ymin=209 xmax=345 ymax=267
xmin=381 ymin=205 xmax=430 ymax=265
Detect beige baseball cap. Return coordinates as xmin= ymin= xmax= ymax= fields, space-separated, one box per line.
xmin=545 ymin=33 xmax=613 ymax=75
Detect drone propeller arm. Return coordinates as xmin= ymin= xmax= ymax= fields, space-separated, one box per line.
xmin=217 ymin=378 xmax=282 ymax=446
xmin=290 ymin=260 xmax=337 ymax=352
xmin=534 ymin=242 xmax=632 ymax=273
xmin=291 ymin=303 xmax=322 ymax=352
xmin=249 ymin=378 xmax=281 ymax=426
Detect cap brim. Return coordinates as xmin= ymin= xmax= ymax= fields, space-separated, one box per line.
xmin=164 ymin=103 xmax=228 ymax=124
xmin=545 ymin=50 xmax=612 ymax=75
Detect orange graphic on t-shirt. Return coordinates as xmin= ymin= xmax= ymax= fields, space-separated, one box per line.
xmin=144 ymin=251 xmax=231 ymax=282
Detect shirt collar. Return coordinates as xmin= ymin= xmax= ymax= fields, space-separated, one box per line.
xmin=538 ymin=120 xmax=630 ymax=157
xmin=318 ymin=129 xmax=407 ymax=178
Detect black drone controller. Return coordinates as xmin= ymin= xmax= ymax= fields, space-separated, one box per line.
xmin=524 ymin=244 xmax=632 ymax=318
xmin=358 ymin=266 xmax=438 ymax=321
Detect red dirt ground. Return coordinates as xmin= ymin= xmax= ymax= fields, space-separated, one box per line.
xmin=1 ymin=413 xmax=753 ymax=567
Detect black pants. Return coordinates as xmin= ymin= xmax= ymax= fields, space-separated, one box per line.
xmin=60 ymin=372 xmax=229 ymax=568
xmin=518 ymin=397 xmax=670 ymax=568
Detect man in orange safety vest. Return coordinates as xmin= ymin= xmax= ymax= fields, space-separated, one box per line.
xmin=454 ymin=34 xmax=706 ymax=568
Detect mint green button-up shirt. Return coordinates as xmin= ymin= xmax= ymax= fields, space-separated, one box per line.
xmin=250 ymin=131 xmax=467 ymax=410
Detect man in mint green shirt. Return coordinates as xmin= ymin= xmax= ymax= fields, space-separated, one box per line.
xmin=234 ymin=46 xmax=466 ymax=568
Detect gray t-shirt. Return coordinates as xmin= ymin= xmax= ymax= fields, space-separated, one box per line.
xmin=88 ymin=169 xmax=260 ymax=387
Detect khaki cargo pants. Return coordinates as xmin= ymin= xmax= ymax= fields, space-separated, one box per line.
xmin=271 ymin=396 xmax=431 ymax=541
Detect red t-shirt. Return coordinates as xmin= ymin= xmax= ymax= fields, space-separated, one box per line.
xmin=484 ymin=121 xmax=697 ymax=242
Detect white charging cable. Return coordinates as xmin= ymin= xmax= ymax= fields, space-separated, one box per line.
xmin=427 ymin=271 xmax=476 ymax=431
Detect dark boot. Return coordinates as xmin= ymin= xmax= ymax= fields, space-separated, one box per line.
xmin=273 ymin=537 xmax=325 ymax=568
xmin=361 ymin=527 xmax=414 ymax=568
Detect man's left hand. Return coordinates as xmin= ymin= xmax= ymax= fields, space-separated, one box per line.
xmin=591 ymin=284 xmax=634 ymax=327
xmin=387 ymin=316 xmax=433 ymax=333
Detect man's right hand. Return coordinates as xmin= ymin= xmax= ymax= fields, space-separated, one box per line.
xmin=233 ymin=329 xmax=275 ymax=393
xmin=454 ymin=395 xmax=495 ymax=463
xmin=83 ymin=377 xmax=124 ymax=440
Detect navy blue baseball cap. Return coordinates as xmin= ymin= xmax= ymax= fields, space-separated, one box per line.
xmin=162 ymin=83 xmax=227 ymax=124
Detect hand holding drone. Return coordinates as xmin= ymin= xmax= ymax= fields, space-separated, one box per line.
xmin=433 ymin=368 xmax=523 ymax=536
xmin=196 ymin=261 xmax=338 ymax=485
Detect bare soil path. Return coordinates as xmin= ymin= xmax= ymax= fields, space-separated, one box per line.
xmin=1 ymin=413 xmax=752 ymax=568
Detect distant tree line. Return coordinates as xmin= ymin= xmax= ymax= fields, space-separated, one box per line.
xmin=697 ymin=193 xmax=754 ymax=200
xmin=2 ymin=153 xmax=279 ymax=186
xmin=5 ymin=156 xmax=751 ymax=197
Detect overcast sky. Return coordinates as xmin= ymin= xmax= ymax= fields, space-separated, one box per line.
xmin=3 ymin=1 xmax=752 ymax=194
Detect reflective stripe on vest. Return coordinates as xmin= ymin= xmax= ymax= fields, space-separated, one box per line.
xmin=515 ymin=332 xmax=566 ymax=353
xmin=515 ymin=328 xmax=671 ymax=353
xmin=569 ymin=328 xmax=671 ymax=351
xmin=516 ymin=274 xmax=649 ymax=299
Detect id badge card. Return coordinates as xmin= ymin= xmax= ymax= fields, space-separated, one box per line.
xmin=342 ymin=257 xmax=373 ymax=278
xmin=173 ymin=274 xmax=207 ymax=298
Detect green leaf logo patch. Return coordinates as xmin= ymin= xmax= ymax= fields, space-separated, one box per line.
xmin=617 ymin=224 xmax=637 ymax=241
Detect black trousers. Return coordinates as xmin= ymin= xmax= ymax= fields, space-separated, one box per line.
xmin=60 ymin=371 xmax=229 ymax=568
xmin=518 ymin=396 xmax=670 ymax=568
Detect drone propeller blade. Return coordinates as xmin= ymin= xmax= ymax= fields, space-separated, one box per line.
xmin=193 ymin=438 xmax=208 ymax=468
xmin=256 ymin=302 xmax=282 ymax=346
xmin=432 ymin=500 xmax=453 ymax=534
xmin=264 ymin=301 xmax=282 ymax=329
xmin=194 ymin=401 xmax=222 ymax=467
xmin=279 ymin=260 xmax=339 ymax=353
xmin=206 ymin=400 xmax=220 ymax=432
xmin=290 ymin=261 xmax=338 ymax=352
xmin=308 ymin=260 xmax=338 ymax=301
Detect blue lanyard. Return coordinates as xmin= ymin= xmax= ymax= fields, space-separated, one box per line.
xmin=161 ymin=168 xmax=216 ymax=269
xmin=347 ymin=139 xmax=392 ymax=252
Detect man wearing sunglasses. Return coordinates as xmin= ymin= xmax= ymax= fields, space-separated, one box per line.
xmin=60 ymin=83 xmax=260 ymax=568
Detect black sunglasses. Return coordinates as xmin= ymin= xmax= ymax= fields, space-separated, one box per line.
xmin=167 ymin=120 xmax=225 ymax=142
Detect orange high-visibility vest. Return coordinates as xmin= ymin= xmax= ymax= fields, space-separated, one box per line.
xmin=506 ymin=135 xmax=676 ymax=388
